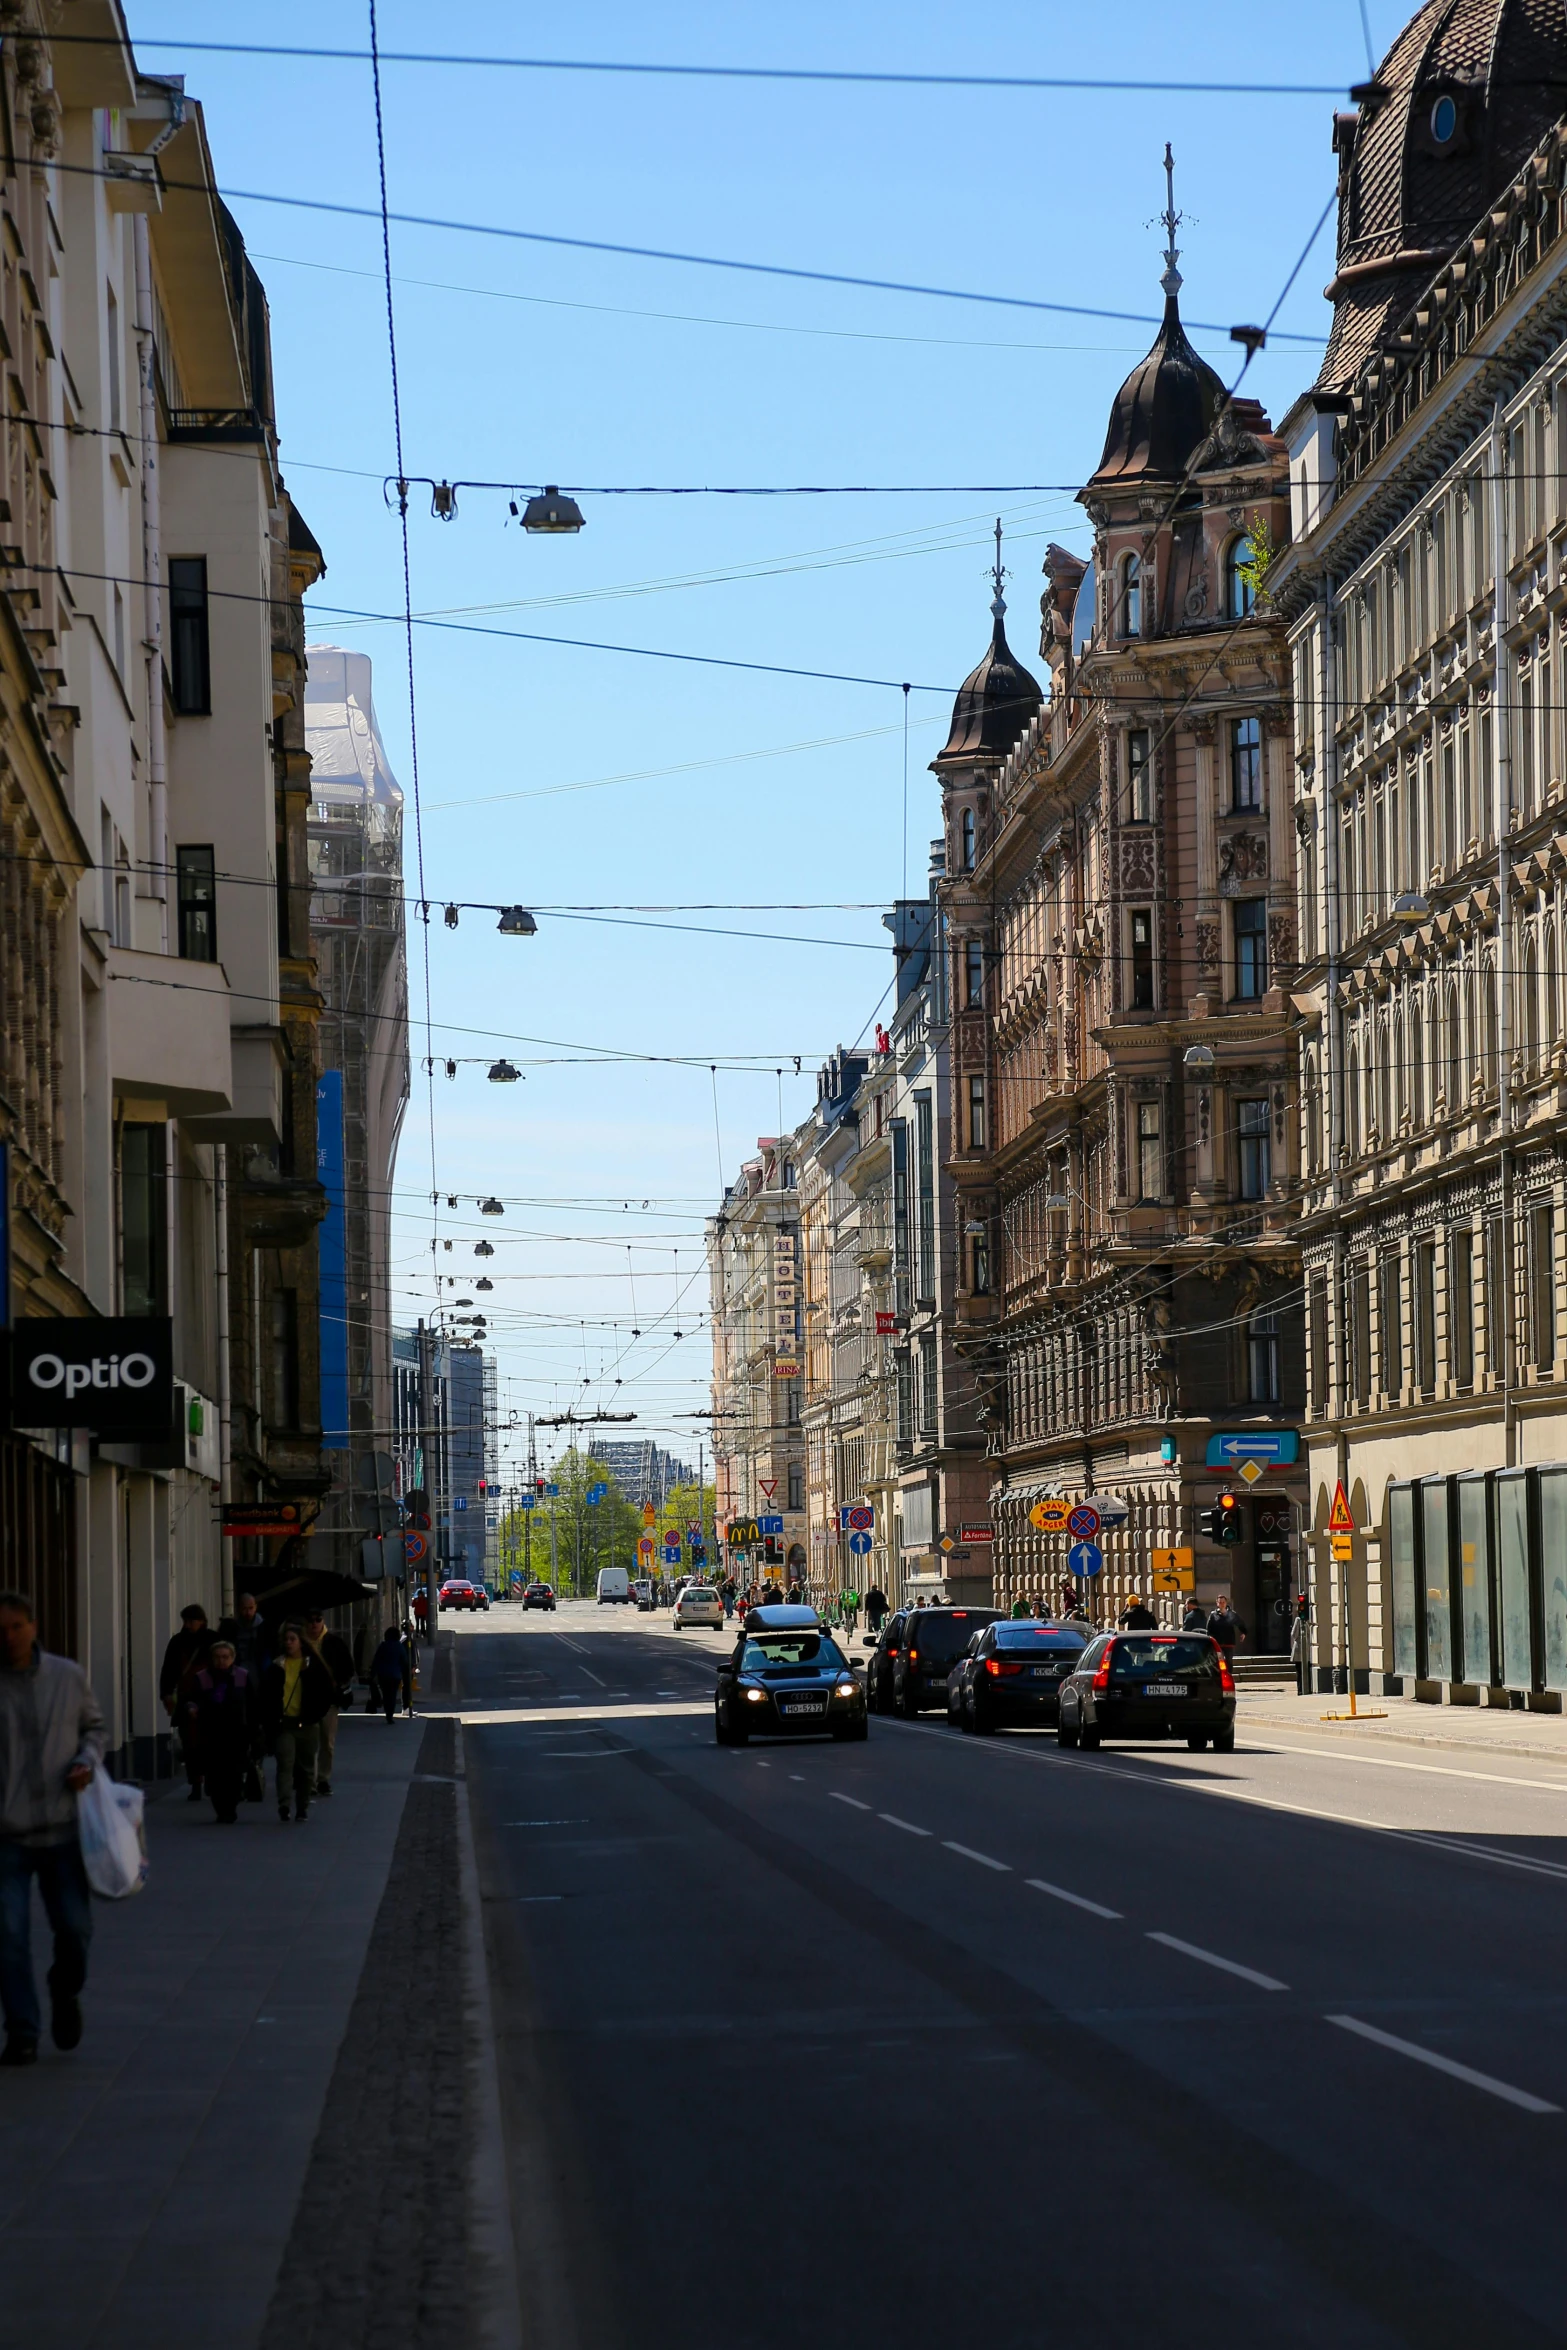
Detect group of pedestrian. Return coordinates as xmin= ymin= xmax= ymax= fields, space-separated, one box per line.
xmin=159 ymin=1599 xmax=412 ymax=1825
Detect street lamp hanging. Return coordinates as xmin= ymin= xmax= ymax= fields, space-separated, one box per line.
xmin=520 ymin=485 xmax=585 ymax=534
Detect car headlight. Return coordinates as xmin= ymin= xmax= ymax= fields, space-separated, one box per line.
xmin=833 ymin=1679 xmax=858 ymax=1699
xmin=745 ymin=1686 xmax=767 ymax=1704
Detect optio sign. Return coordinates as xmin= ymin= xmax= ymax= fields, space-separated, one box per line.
xmin=11 ymin=1317 xmax=173 ymax=1439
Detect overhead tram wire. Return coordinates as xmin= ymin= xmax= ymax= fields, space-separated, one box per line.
xmin=367 ymin=0 xmax=442 ymax=1313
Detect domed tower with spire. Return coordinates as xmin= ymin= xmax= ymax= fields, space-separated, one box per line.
xmin=935 ymin=150 xmax=1304 ymax=1633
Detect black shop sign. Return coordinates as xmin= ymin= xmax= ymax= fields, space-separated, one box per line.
xmin=10 ymin=1317 xmax=174 ymax=1439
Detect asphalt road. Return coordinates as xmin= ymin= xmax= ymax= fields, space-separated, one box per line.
xmin=454 ymin=1602 xmax=1567 ymax=2350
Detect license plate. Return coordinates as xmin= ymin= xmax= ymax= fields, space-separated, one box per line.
xmin=780 ymin=1700 xmax=825 ymax=1716
xmin=1030 ymin=1666 xmax=1058 ymax=1679
xmin=1144 ymin=1683 xmax=1188 ymax=1698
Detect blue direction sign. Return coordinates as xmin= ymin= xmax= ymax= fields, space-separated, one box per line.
xmin=454 ymin=1496 xmax=467 ymax=1512
xmin=545 ymin=1484 xmax=560 ymax=1497
xmin=847 ymin=1529 xmax=873 ymax=1556
xmin=1068 ymin=1539 xmax=1103 ymax=1579
xmin=662 ymin=1544 xmax=680 ymax=1564
xmin=758 ymin=1514 xmax=784 ymax=1536
xmin=518 ymin=1494 xmax=535 ymax=1512
xmin=1204 ymin=1430 xmax=1300 ymax=1468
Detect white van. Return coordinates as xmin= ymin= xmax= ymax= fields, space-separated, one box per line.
xmin=596 ymin=1566 xmax=631 ymax=1604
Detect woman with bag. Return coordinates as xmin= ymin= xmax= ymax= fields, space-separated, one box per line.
xmin=260 ymin=1626 xmax=334 ymax=1822
xmin=185 ymin=1642 xmax=257 ymax=1824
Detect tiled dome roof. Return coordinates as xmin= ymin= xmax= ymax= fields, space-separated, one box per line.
xmin=934 ymin=602 xmax=1042 ymax=767
xmin=1089 ymin=289 xmax=1229 ymax=488
xmin=1322 ymin=0 xmax=1567 ymax=385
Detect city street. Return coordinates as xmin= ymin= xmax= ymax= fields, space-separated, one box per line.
xmin=457 ymin=1604 xmax=1567 ymax=2347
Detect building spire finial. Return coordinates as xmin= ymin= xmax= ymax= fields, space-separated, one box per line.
xmin=990 ymin=516 xmax=1006 ymax=623
xmin=1159 ymin=141 xmax=1183 ymax=306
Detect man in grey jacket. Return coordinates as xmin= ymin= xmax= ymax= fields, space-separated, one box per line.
xmin=0 ymin=1591 xmax=105 ymax=2066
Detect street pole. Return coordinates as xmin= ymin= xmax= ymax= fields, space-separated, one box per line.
xmin=416 ymin=1320 xmax=436 ymax=1647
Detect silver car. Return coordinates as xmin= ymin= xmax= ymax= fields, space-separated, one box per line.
xmin=673 ymin=1583 xmax=725 ymax=1630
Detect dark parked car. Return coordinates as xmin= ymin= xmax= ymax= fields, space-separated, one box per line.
xmin=862 ymin=1611 xmax=907 ymax=1712
xmin=715 ymin=1608 xmax=868 ymax=1745
xmin=522 ymin=1582 xmax=556 ymax=1612
xmin=1057 ymin=1632 xmax=1236 ymax=1751
xmin=881 ymin=1606 xmax=1001 ymax=1718
xmin=947 ymin=1619 xmax=1089 ymax=1733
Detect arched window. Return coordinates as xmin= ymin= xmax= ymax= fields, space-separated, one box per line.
xmin=1345 ymin=1038 xmax=1361 ymax=1158
xmin=1377 ymin=1011 xmax=1393 ymax=1142
xmin=1409 ymin=999 xmax=1424 ymax=1127
xmin=960 ymin=808 xmax=976 ymax=871
xmin=1547 ymin=923 xmax=1559 ymax=1048
xmin=1226 ymin=534 xmax=1257 ymax=620
xmin=1120 ymin=552 xmax=1141 ymax=637
xmin=1524 ymin=936 xmax=1541 ymax=1069
xmin=1446 ymin=981 xmax=1462 ymax=1110
xmin=1303 ymin=1049 xmax=1321 ymax=1174
xmin=1482 ymin=958 xmax=1499 ymax=1088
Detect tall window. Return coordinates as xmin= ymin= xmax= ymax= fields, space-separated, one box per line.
xmin=270 ymin=1288 xmax=300 ymax=1428
xmin=919 ymin=1333 xmax=938 ymax=1433
xmin=971 ymin=1229 xmax=990 ymax=1294
xmin=1136 ymin=1100 xmax=1162 ymax=1203
xmin=1529 ymin=1203 xmax=1556 ymax=1370
xmin=1130 ymin=907 xmax=1155 ymax=1008
xmin=968 ymin=1074 xmax=987 ymax=1151
xmin=1231 ymin=716 xmax=1262 ymax=810
xmin=106 ymin=283 xmax=121 ymax=430
xmin=960 ymin=808 xmax=976 ymax=871
xmin=1487 ymin=1214 xmax=1509 ymax=1380
xmin=1415 ymin=1238 xmax=1437 ymax=1394
xmin=1226 ymin=534 xmax=1256 ymax=619
xmin=895 ymin=1349 xmax=914 ymax=1444
xmin=1127 ymin=727 xmax=1151 ymax=822
xmin=1309 ymin=1273 xmax=1329 ymax=1414
xmin=914 ymin=1093 xmax=935 ymax=1303
xmin=169 ymin=557 xmax=212 ymax=714
xmin=1379 ymin=1249 xmax=1404 ymax=1399
xmin=1120 ymin=552 xmax=1141 ymax=637
xmin=1236 ymin=1098 xmax=1270 ymax=1200
xmin=964 ymin=939 xmax=985 ymax=1006
xmin=119 ymin=1122 xmax=166 ymax=1315
xmin=1248 ymin=1308 xmax=1280 ymax=1403
xmin=176 ymin=845 xmax=216 ymax=962
xmin=1350 ymin=1257 xmax=1372 ymax=1406
xmin=1449 ymin=1228 xmax=1474 ymax=1388
xmin=787 ymin=1460 xmax=804 ymax=1512
xmin=1234 ymin=899 xmax=1268 ymax=1000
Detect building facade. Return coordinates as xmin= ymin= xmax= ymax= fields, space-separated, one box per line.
xmin=937 ymin=227 xmax=1305 ymax=1638
xmin=1274 ymin=0 xmax=1567 ymax=1700
xmin=707 ymin=1137 xmax=806 ymax=1586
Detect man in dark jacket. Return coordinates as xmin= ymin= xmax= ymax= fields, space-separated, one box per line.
xmin=301 ymin=1609 xmax=356 ymax=1797
xmin=864 ymin=1586 xmax=889 ymax=1634
xmin=218 ymin=1591 xmax=272 ymax=1681
xmin=260 ymin=1628 xmax=335 ymax=1822
xmin=1207 ymin=1597 xmax=1247 ymax=1657
xmin=1118 ymin=1598 xmax=1158 ymax=1630
xmin=159 ymin=1605 xmax=213 ymax=1800
xmin=185 ymin=1643 xmax=256 ymax=1824
xmin=0 ymin=1591 xmax=105 ymax=2064
xmin=1181 ymin=1600 xmax=1208 ymax=1632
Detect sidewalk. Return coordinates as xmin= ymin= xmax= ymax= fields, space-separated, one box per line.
xmin=1239 ymin=1683 xmax=1567 ymax=1766
xmin=0 ymin=1675 xmax=450 ymax=2350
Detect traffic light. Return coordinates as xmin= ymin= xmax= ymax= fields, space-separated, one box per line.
xmin=1213 ymin=1492 xmax=1244 ymax=1544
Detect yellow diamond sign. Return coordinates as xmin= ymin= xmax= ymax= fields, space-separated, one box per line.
xmin=1238 ymin=1458 xmax=1264 ymax=1485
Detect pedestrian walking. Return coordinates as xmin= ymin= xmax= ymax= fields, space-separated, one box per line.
xmin=261 ymin=1626 xmax=335 ymax=1823
xmin=0 ymin=1590 xmax=105 ymax=2066
xmin=218 ymin=1590 xmax=272 ymax=1681
xmin=721 ymin=1577 xmax=736 ymax=1620
xmin=1118 ymin=1596 xmax=1158 ymax=1630
xmin=864 ymin=1585 xmax=888 ymax=1635
xmin=1058 ymin=1579 xmax=1079 ymax=1618
xmin=843 ymin=1589 xmax=860 ymax=1634
xmin=370 ymin=1627 xmax=408 ymax=1722
xmin=1290 ymin=1598 xmax=1312 ymax=1696
xmin=1207 ymin=1595 xmax=1247 ymax=1659
xmin=1009 ymin=1596 xmax=1033 ymax=1619
xmin=185 ymin=1643 xmax=256 ymax=1824
xmin=301 ymin=1608 xmax=356 ymax=1797
xmin=159 ymin=1603 xmax=214 ymax=1801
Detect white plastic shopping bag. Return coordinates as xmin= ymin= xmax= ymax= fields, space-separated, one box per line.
xmin=77 ymin=1765 xmax=148 ymax=1900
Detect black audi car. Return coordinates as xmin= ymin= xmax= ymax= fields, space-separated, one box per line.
xmin=1057 ymin=1631 xmax=1236 ymax=1751
xmin=947 ymin=1619 xmax=1089 ymax=1733
xmin=714 ymin=1605 xmax=868 ymax=1745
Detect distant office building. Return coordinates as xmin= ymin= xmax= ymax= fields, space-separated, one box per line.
xmin=595 ymin=1441 xmax=695 ymax=1507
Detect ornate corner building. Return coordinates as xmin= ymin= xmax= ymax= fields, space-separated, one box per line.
xmin=1273 ymin=0 xmax=1567 ymax=1701
xmin=935 ymin=193 xmax=1305 ymax=1640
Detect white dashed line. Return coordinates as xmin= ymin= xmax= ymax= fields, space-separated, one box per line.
xmin=578 ymin=1668 xmax=607 ymax=1687
xmin=878 ymin=1813 xmax=932 ymax=1837
xmin=789 ymin=1774 xmax=805 ymax=1782
xmin=942 ymin=1841 xmax=1010 ymax=1872
xmin=754 ymin=1760 xmax=771 ymax=1769
xmin=1326 ymin=2015 xmax=1560 ymax=2112
xmin=1026 ymin=1877 xmax=1122 ymax=1920
xmin=1146 ymin=1932 xmax=1287 ymax=1991
xmin=830 ymin=1793 xmax=872 ymax=1811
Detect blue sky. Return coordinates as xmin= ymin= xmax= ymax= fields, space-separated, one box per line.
xmin=142 ymin=0 xmax=1388 ymax=1482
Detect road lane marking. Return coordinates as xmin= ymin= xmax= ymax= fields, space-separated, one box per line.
xmin=1235 ymin=1734 xmax=1567 ymax=1797
xmin=755 ymin=1760 xmax=771 ymax=1769
xmin=578 ymin=1667 xmax=607 ymax=1687
xmin=554 ymin=1636 xmax=588 ymax=1654
xmin=789 ymin=1774 xmax=805 ymax=1782
xmin=943 ymin=1841 xmax=1010 ymax=1871
xmin=458 ymin=1703 xmax=709 ymax=1725
xmin=516 ymin=1895 xmax=564 ymax=1903
xmin=1027 ymin=1878 xmax=1122 ymax=1920
xmin=878 ymin=1813 xmax=931 ymax=1837
xmin=830 ymin=1793 xmax=872 ymax=1811
xmin=1146 ymin=1932 xmax=1287 ymax=1990
xmin=1326 ymin=2015 xmax=1561 ymax=2112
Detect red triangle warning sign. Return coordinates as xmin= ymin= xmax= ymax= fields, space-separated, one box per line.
xmin=1327 ymin=1480 xmax=1355 ymax=1535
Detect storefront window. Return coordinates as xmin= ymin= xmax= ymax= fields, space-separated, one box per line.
xmin=1388 ymin=1484 xmax=1418 ymax=1678
xmin=1496 ymin=1469 xmax=1533 ymax=1691
xmin=1421 ymin=1478 xmax=1451 ymax=1682
xmin=1457 ymin=1475 xmax=1491 ymax=1688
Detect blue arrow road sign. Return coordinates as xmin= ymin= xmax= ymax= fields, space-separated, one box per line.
xmin=848 ymin=1529 xmax=873 ymax=1556
xmin=545 ymin=1483 xmax=560 ymax=1497
xmin=454 ymin=1496 xmax=467 ymax=1512
xmin=1068 ymin=1540 xmax=1103 ymax=1578
xmin=662 ymin=1545 xmax=680 ymax=1564
xmin=1204 ymin=1430 xmax=1299 ymax=1467
xmin=518 ymin=1495 xmax=535 ymax=1511
xmin=758 ymin=1514 xmax=784 ymax=1535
